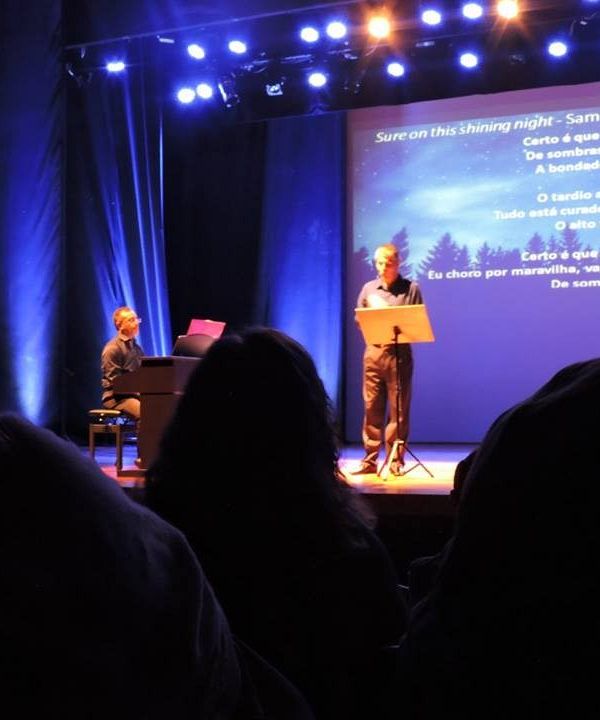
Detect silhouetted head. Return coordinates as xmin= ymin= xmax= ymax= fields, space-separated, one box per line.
xmin=147 ymin=328 xmax=365 ymax=553
xmin=449 ymin=449 xmax=478 ymax=506
xmin=0 ymin=413 xmax=241 ymax=717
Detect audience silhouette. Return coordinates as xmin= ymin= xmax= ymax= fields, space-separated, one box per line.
xmin=0 ymin=412 xmax=244 ymax=718
xmin=407 ymin=448 xmax=478 ymax=608
xmin=396 ymin=359 xmax=600 ymax=717
xmin=146 ymin=327 xmax=407 ymax=719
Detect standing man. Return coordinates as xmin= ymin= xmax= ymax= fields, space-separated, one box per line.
xmin=353 ymin=244 xmax=423 ymax=475
xmin=101 ymin=306 xmax=144 ymax=420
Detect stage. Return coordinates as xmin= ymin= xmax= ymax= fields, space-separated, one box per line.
xmin=86 ymin=439 xmax=473 ymax=582
xmin=88 ymin=440 xmax=475 ymax=512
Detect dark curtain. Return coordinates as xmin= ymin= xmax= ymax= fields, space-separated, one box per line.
xmin=163 ymin=111 xmax=345 ymax=410
xmin=0 ymin=0 xmax=63 ymax=427
xmin=65 ymin=38 xmax=172 ymax=438
xmin=258 ymin=113 xmax=345 ymax=406
xmin=163 ymin=113 xmax=267 ymax=336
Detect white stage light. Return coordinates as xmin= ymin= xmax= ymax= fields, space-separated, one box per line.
xmin=196 ymin=83 xmax=214 ymax=99
xmin=308 ymin=71 xmax=327 ymax=88
xmin=326 ymin=21 xmax=347 ymax=40
xmin=176 ymin=87 xmax=196 ymax=104
xmin=459 ymin=52 xmax=479 ymax=68
xmin=386 ymin=61 xmax=405 ymax=78
xmin=300 ymin=26 xmax=320 ymax=43
xmin=106 ymin=61 xmax=125 ymax=73
xmin=462 ymin=3 xmax=484 ymax=20
xmin=422 ymin=9 xmax=442 ymax=26
xmin=187 ymin=44 xmax=206 ymax=60
xmin=547 ymin=40 xmax=568 ymax=58
xmin=228 ymin=40 xmax=247 ymax=55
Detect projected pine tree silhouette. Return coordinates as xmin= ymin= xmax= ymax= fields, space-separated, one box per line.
xmin=392 ymin=227 xmax=413 ymax=278
xmin=525 ymin=232 xmax=545 ymax=255
xmin=418 ymin=232 xmax=464 ymax=278
xmin=560 ymin=226 xmax=581 ymax=254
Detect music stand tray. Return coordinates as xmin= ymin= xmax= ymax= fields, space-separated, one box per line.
xmin=354 ymin=304 xmax=434 ymax=345
xmin=354 ymin=303 xmax=435 ymax=480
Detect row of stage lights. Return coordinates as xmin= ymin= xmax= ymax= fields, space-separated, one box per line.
xmin=96 ymin=1 xmax=600 ymax=107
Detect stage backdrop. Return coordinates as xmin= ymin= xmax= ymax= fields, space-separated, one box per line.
xmin=346 ymin=81 xmax=600 ymax=442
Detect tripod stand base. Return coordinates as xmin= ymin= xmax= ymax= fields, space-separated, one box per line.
xmin=378 ymin=439 xmax=434 ymax=481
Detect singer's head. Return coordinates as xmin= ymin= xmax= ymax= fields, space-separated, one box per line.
xmin=374 ymin=243 xmax=400 ymax=286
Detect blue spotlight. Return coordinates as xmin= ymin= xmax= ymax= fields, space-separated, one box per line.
xmin=106 ymin=60 xmax=125 ymax=73
xmin=421 ymin=8 xmax=443 ymax=26
xmin=308 ymin=71 xmax=328 ymax=88
xmin=462 ymin=3 xmax=484 ymax=20
xmin=228 ymin=39 xmax=247 ymax=54
xmin=196 ymin=82 xmax=214 ymax=99
xmin=300 ymin=26 xmax=320 ymax=43
xmin=187 ymin=43 xmax=206 ymax=60
xmin=176 ymin=87 xmax=196 ymax=104
xmin=386 ymin=61 xmax=406 ymax=78
xmin=547 ymin=40 xmax=568 ymax=58
xmin=459 ymin=51 xmax=480 ymax=68
xmin=326 ymin=21 xmax=347 ymax=39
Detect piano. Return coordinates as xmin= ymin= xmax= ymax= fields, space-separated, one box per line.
xmin=113 ymin=355 xmax=200 ymax=471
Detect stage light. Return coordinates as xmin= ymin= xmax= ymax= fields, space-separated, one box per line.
xmin=308 ymin=71 xmax=327 ymax=88
xmin=105 ymin=60 xmax=125 ymax=73
xmin=368 ymin=16 xmax=391 ymax=40
xmin=459 ymin=51 xmax=480 ymax=68
xmin=497 ymin=1 xmax=519 ymax=20
xmin=386 ymin=61 xmax=405 ymax=77
xmin=218 ymin=75 xmax=240 ymax=107
xmin=462 ymin=3 xmax=484 ymax=20
xmin=421 ymin=8 xmax=443 ymax=26
xmin=265 ymin=81 xmax=284 ymax=96
xmin=300 ymin=26 xmax=320 ymax=43
xmin=187 ymin=44 xmax=206 ymax=60
xmin=547 ymin=40 xmax=568 ymax=58
xmin=196 ymin=82 xmax=214 ymax=99
xmin=326 ymin=21 xmax=347 ymax=40
xmin=228 ymin=40 xmax=247 ymax=54
xmin=176 ymin=87 xmax=196 ymax=104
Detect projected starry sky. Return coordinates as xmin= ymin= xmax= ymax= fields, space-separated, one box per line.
xmin=353 ymin=104 xmax=600 ymax=268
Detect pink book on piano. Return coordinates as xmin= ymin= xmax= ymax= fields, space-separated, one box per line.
xmin=186 ymin=319 xmax=226 ymax=339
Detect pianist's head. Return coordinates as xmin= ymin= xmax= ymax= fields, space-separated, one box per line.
xmin=113 ymin=306 xmax=141 ymax=339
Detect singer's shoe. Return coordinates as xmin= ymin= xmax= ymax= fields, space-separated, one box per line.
xmin=390 ymin=459 xmax=405 ymax=476
xmin=350 ymin=463 xmax=378 ymax=476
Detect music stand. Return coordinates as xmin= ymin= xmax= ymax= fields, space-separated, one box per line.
xmin=355 ymin=304 xmax=435 ymax=481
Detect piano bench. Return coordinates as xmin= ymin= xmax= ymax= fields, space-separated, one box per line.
xmin=88 ymin=409 xmax=135 ymax=472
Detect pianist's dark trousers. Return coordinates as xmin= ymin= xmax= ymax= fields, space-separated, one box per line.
xmin=102 ymin=395 xmax=141 ymax=463
xmin=103 ymin=395 xmax=140 ymax=422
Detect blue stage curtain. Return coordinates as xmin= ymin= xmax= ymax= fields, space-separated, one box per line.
xmin=65 ymin=40 xmax=172 ymax=434
xmin=257 ymin=113 xmax=345 ymax=407
xmin=0 ymin=0 xmax=62 ymax=426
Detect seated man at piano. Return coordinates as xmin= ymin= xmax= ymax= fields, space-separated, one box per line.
xmin=101 ymin=306 xmax=144 ymax=421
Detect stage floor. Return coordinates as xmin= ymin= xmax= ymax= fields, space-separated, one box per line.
xmin=86 ymin=440 xmax=473 ymax=579
xmin=87 ymin=441 xmax=476 ymax=499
